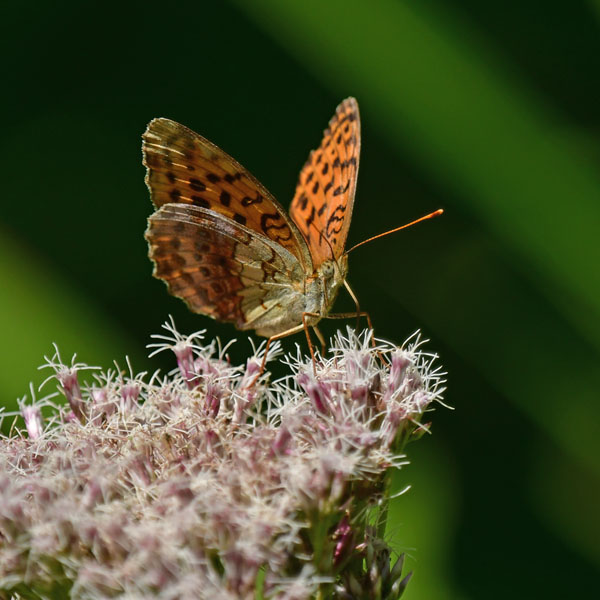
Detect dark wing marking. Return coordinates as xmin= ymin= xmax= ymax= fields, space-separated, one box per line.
xmin=143 ymin=118 xmax=312 ymax=272
xmin=289 ymin=98 xmax=360 ymax=266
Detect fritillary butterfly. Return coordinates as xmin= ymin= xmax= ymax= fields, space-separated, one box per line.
xmin=143 ymin=98 xmax=363 ymax=351
xmin=144 ymin=98 xmax=441 ymax=360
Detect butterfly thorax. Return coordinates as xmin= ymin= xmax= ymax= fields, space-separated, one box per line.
xmin=242 ymin=256 xmax=347 ymax=338
xmin=305 ymin=256 xmax=348 ymax=322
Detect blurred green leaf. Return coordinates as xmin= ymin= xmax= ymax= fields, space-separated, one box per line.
xmin=233 ymin=0 xmax=600 ymax=349
xmin=388 ymin=441 xmax=461 ymax=600
xmin=0 ymin=229 xmax=142 ymax=416
xmin=589 ymin=0 xmax=600 ymax=19
xmin=530 ymin=436 xmax=600 ymax=566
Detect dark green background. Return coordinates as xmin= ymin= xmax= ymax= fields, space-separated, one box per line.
xmin=2 ymin=1 xmax=599 ymax=597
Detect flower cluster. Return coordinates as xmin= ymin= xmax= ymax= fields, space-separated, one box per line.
xmin=0 ymin=320 xmax=446 ymax=599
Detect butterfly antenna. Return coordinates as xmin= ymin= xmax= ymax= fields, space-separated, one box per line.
xmin=344 ymin=209 xmax=444 ymax=256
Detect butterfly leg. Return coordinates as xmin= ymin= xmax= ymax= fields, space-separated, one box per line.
xmin=246 ymin=324 xmax=305 ymax=389
xmin=312 ymin=325 xmax=327 ymax=356
xmin=249 ymin=313 xmax=322 ymax=388
xmin=324 ymin=311 xmax=374 ymax=330
xmin=256 ymin=323 xmax=307 ymax=383
xmin=302 ymin=312 xmax=323 ymax=375
xmin=322 ymin=311 xmax=384 ymax=363
xmin=343 ymin=279 xmax=370 ymax=332
xmin=325 ymin=310 xmax=376 ymax=338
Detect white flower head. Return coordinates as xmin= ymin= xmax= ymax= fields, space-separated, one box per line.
xmin=2 ymin=323 xmax=446 ymax=598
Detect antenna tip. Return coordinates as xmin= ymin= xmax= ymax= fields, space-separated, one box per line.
xmin=435 ymin=208 xmax=444 ymax=216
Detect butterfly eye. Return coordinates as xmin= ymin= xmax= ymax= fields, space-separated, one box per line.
xmin=320 ymin=260 xmax=336 ymax=279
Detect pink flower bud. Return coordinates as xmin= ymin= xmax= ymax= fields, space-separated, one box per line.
xmin=57 ymin=368 xmax=86 ymax=422
xmin=21 ymin=405 xmax=43 ymax=440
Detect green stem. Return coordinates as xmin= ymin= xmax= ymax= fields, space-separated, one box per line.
xmin=376 ymin=472 xmax=392 ymax=539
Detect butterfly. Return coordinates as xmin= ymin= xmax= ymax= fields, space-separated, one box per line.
xmin=143 ymin=99 xmax=442 ymax=361
xmin=143 ymin=98 xmax=366 ymax=355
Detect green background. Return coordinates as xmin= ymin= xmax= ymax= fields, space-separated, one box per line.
xmin=2 ymin=0 xmax=599 ymax=597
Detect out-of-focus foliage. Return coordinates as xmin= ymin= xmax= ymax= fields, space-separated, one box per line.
xmin=1 ymin=0 xmax=598 ymax=597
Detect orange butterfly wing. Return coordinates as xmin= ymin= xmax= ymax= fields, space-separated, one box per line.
xmin=146 ymin=203 xmax=309 ymax=336
xmin=143 ymin=118 xmax=318 ymax=337
xmin=143 ymin=118 xmax=312 ymax=272
xmin=289 ymin=97 xmax=361 ymax=266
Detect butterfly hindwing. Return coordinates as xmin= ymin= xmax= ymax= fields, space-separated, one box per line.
xmin=146 ymin=203 xmax=308 ymax=336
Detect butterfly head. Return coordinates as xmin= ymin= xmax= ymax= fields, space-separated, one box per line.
xmin=316 ymin=255 xmax=348 ymax=313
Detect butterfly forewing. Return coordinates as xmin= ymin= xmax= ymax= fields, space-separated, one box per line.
xmin=289 ymin=97 xmax=360 ymax=265
xmin=143 ymin=118 xmax=312 ymax=271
